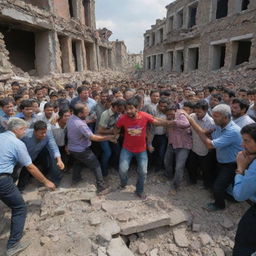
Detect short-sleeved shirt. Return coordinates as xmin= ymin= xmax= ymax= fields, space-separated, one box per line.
xmin=67 ymin=115 xmax=93 ymax=152
xmin=0 ymin=131 xmax=32 ymax=174
xmin=212 ymin=121 xmax=242 ymax=163
xmin=116 ymin=111 xmax=154 ymax=153
xmin=98 ymin=108 xmax=119 ymax=129
xmin=232 ymin=114 xmax=255 ymax=128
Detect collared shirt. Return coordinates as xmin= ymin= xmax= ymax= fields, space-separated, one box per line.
xmin=212 ymin=121 xmax=242 ymax=163
xmin=191 ymin=113 xmax=215 ymax=156
xmin=91 ymin=102 xmax=107 ymax=130
xmin=247 ymin=104 xmax=256 ymax=121
xmin=232 ymin=114 xmax=255 ymax=128
xmin=167 ymin=110 xmax=192 ymax=150
xmin=16 ymin=112 xmax=37 ymax=128
xmin=70 ymin=96 xmax=96 ymax=111
xmin=233 ymin=159 xmax=256 ymax=202
xmin=142 ymin=101 xmax=157 ymax=115
xmin=36 ymin=112 xmax=58 ymax=129
xmin=98 ymin=108 xmax=119 ymax=129
xmin=22 ymin=129 xmax=60 ymax=161
xmin=153 ymin=107 xmax=166 ymax=135
xmin=0 ymin=131 xmax=32 ymax=174
xmin=67 ymin=115 xmax=93 ymax=152
xmin=0 ymin=113 xmax=12 ymax=133
xmin=51 ymin=123 xmax=66 ymax=147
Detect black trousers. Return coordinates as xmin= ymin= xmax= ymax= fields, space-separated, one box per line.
xmin=233 ymin=205 xmax=256 ymax=256
xmin=213 ymin=162 xmax=236 ymax=209
xmin=69 ymin=148 xmax=104 ymax=190
xmin=187 ymin=150 xmax=216 ymax=188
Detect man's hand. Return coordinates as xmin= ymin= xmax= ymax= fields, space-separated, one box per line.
xmin=44 ymin=180 xmax=56 ymax=191
xmin=108 ymin=135 xmax=118 ymax=144
xmin=236 ymin=151 xmax=256 ymax=174
xmin=148 ymin=145 xmax=155 ymax=153
xmin=56 ymin=158 xmax=65 ymax=170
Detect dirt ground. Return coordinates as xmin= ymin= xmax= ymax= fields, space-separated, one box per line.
xmin=0 ymin=166 xmax=249 ymax=256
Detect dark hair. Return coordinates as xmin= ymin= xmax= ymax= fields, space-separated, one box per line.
xmin=91 ymin=90 xmax=99 ymax=98
xmin=44 ymin=102 xmax=54 ymax=110
xmin=194 ymin=100 xmax=209 ymax=111
xmin=34 ymin=120 xmax=47 ymax=131
xmin=11 ymin=81 xmax=20 ymax=87
xmin=50 ymin=92 xmax=58 ymax=98
xmin=34 ymin=86 xmax=42 ymax=94
xmin=166 ymin=104 xmax=178 ymax=112
xmin=232 ymin=98 xmax=250 ymax=112
xmin=112 ymin=99 xmax=127 ymax=107
xmin=126 ymin=97 xmax=140 ymax=108
xmin=73 ymin=103 xmax=86 ymax=116
xmin=223 ymin=88 xmax=236 ymax=98
xmin=20 ymin=100 xmax=33 ymax=110
xmin=206 ymin=86 xmax=216 ymax=93
xmin=183 ymin=101 xmax=195 ymax=109
xmin=101 ymin=89 xmax=109 ymax=95
xmin=211 ymin=93 xmax=222 ymax=102
xmin=238 ymin=88 xmax=248 ymax=93
xmin=241 ymin=123 xmax=256 ymax=142
xmin=65 ymin=83 xmax=74 ymax=89
xmin=58 ymin=108 xmax=70 ymax=119
xmin=112 ymin=87 xmax=121 ymax=94
xmin=77 ymin=86 xmax=89 ymax=94
xmin=159 ymin=97 xmax=169 ymax=105
xmin=82 ymin=81 xmax=90 ymax=85
xmin=16 ymin=87 xmax=28 ymax=96
xmin=14 ymin=95 xmax=23 ymax=102
xmin=0 ymin=97 xmax=14 ymax=107
xmin=150 ymin=89 xmax=159 ymax=96
xmin=160 ymin=90 xmax=171 ymax=97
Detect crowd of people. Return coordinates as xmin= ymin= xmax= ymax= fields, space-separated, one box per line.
xmin=1 ymin=80 xmax=256 ymax=256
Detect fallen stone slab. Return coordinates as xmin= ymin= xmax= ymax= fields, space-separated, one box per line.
xmin=169 ymin=209 xmax=188 ymax=226
xmin=213 ymin=247 xmax=225 ymax=256
xmin=173 ymin=228 xmax=189 ymax=248
xmin=107 ymin=237 xmax=134 ymax=256
xmin=120 ymin=214 xmax=170 ymax=235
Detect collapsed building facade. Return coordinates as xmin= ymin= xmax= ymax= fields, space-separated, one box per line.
xmin=144 ymin=0 xmax=256 ymax=74
xmin=0 ymin=0 xmax=130 ymax=82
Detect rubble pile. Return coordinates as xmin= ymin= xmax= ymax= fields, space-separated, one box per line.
xmin=134 ymin=62 xmax=256 ymax=89
xmin=0 ymin=170 xmax=248 ymax=256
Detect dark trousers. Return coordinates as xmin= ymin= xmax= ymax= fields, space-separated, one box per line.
xmin=213 ymin=162 xmax=236 ymax=209
xmin=233 ymin=205 xmax=256 ymax=256
xmin=187 ymin=150 xmax=216 ymax=188
xmin=0 ymin=175 xmax=27 ymax=249
xmin=151 ymin=135 xmax=168 ymax=170
xmin=59 ymin=146 xmax=73 ymax=170
xmin=17 ymin=147 xmax=62 ymax=191
xmin=69 ymin=148 xmax=104 ymax=190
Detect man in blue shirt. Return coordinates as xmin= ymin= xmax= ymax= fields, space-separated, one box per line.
xmin=183 ymin=104 xmax=243 ymax=211
xmin=233 ymin=123 xmax=256 ymax=256
xmin=0 ymin=118 xmax=55 ymax=256
xmin=0 ymin=97 xmax=15 ymax=133
xmin=17 ymin=120 xmax=64 ymax=191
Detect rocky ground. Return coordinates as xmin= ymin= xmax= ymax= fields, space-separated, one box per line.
xmin=0 ymin=166 xmax=249 ymax=256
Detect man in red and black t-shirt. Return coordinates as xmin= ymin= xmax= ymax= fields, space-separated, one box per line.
xmin=116 ymin=97 xmax=170 ymax=199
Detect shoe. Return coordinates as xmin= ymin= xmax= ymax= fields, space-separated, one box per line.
xmin=6 ymin=241 xmax=30 ymax=256
xmin=117 ymin=184 xmax=127 ymax=190
xmin=204 ymin=202 xmax=224 ymax=212
xmin=97 ymin=186 xmax=111 ymax=196
xmin=135 ymin=192 xmax=147 ymax=200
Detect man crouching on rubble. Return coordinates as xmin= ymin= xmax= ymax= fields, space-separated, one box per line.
xmin=0 ymin=118 xmax=55 ymax=256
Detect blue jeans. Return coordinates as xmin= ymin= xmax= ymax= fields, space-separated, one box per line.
xmin=164 ymin=144 xmax=190 ymax=188
xmin=0 ymin=175 xmax=27 ymax=249
xmin=100 ymin=141 xmax=121 ymax=176
xmin=119 ymin=148 xmax=148 ymax=195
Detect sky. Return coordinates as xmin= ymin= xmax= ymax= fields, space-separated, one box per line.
xmin=95 ymin=0 xmax=175 ymax=54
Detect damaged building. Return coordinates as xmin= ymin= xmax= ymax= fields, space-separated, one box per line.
xmin=0 ymin=0 xmax=128 ymax=79
xmin=144 ymin=0 xmax=256 ymax=73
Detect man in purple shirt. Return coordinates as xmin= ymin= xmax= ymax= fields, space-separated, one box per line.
xmin=67 ymin=103 xmax=116 ymax=193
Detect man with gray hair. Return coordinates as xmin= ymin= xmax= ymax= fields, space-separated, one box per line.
xmin=183 ymin=104 xmax=243 ymax=211
xmin=0 ymin=118 xmax=55 ymax=256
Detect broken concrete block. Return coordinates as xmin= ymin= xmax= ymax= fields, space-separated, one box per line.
xmin=88 ymin=215 xmax=101 ymax=226
xmin=173 ymin=228 xmax=189 ymax=248
xmin=199 ymin=233 xmax=214 ymax=246
xmin=120 ymin=214 xmax=170 ymax=235
xmin=107 ymin=237 xmax=134 ymax=256
xmin=40 ymin=236 xmax=51 ymax=246
xmin=169 ymin=209 xmax=188 ymax=226
xmin=53 ymin=207 xmax=65 ymax=216
xmin=220 ymin=216 xmax=234 ymax=230
xmin=138 ymin=242 xmax=148 ymax=254
xmin=101 ymin=220 xmax=121 ymax=235
xmin=192 ymin=223 xmax=201 ymax=232
xmin=213 ymin=248 xmax=225 ymax=256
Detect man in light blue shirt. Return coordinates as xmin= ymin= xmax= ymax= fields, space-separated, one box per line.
xmin=0 ymin=97 xmax=15 ymax=133
xmin=0 ymin=118 xmax=55 ymax=256
xmin=233 ymin=123 xmax=256 ymax=256
xmin=184 ymin=104 xmax=242 ymax=211
xmin=17 ymin=120 xmax=64 ymax=191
